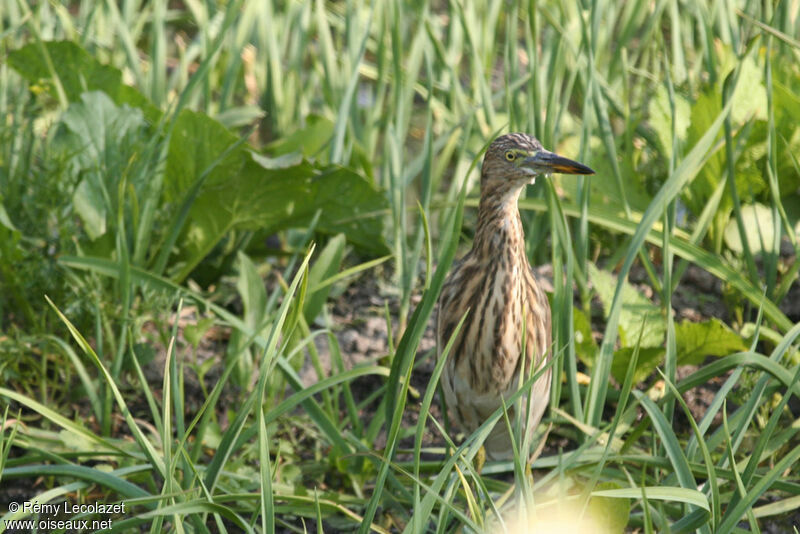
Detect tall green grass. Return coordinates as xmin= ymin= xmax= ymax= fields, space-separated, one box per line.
xmin=1 ymin=0 xmax=799 ymax=532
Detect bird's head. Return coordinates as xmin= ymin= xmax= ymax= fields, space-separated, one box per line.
xmin=481 ymin=133 xmax=594 ymax=191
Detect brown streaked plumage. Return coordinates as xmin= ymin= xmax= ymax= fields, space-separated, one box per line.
xmin=437 ymin=133 xmax=594 ymax=460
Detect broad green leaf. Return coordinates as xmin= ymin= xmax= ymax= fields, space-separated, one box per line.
xmin=723 ymin=203 xmax=777 ymax=254
xmin=72 ymin=177 xmax=107 ymax=240
xmin=772 ymin=78 xmax=800 ymax=197
xmin=684 ymin=90 xmax=769 ymax=237
xmin=588 ymin=263 xmax=665 ymax=348
xmin=573 ymin=307 xmax=598 ymax=369
xmin=184 ymin=317 xmax=215 ymax=349
xmin=588 ymin=481 xmax=630 ymax=534
xmin=236 ymin=251 xmax=268 ymax=334
xmin=241 ymin=159 xmax=388 ymax=254
xmin=729 ymin=55 xmax=768 ymax=124
xmin=675 ymin=318 xmax=748 ymax=365
xmin=216 ymin=105 xmax=266 ymax=129
xmin=165 ymin=110 xmax=388 ymax=280
xmin=164 ymin=109 xmax=247 ymax=201
xmin=266 ymin=114 xmax=335 ymax=159
xmin=228 ymin=251 xmax=267 ymax=386
xmin=649 ymin=85 xmax=691 ymax=159
xmin=682 ymin=54 xmax=768 ymax=229
xmin=8 ymin=41 xmax=158 ymax=121
xmin=611 ymin=346 xmax=665 ymax=385
xmin=60 ymin=92 xmax=145 ymax=169
xmin=58 ymin=92 xmax=146 ymax=240
xmin=681 ymin=91 xmax=725 ymax=218
xmin=8 ymin=41 xmax=121 ymax=103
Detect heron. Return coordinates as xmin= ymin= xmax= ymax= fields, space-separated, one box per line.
xmin=437 ymin=132 xmax=594 ymax=460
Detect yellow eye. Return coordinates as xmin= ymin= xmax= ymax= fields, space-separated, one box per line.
xmin=505 ymin=151 xmax=515 ymax=161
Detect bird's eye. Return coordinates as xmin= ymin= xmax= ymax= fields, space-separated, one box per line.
xmin=505 ymin=151 xmax=515 ymax=161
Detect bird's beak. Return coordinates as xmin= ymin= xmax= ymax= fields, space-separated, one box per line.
xmin=522 ymin=150 xmax=595 ymax=175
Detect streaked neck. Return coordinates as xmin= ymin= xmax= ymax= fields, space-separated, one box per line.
xmin=473 ymin=183 xmax=527 ymax=261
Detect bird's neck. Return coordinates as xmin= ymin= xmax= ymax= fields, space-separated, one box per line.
xmin=473 ymin=183 xmax=528 ymax=263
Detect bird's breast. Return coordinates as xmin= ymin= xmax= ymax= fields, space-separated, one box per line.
xmin=439 ymin=252 xmax=549 ymax=396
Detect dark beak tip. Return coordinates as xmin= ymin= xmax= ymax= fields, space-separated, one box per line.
xmin=524 ymin=152 xmax=595 ymax=175
xmin=538 ymin=152 xmax=595 ymax=176
xmin=557 ymin=163 xmax=595 ymax=175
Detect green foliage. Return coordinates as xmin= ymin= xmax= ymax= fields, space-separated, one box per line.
xmin=227 ymin=251 xmax=268 ymax=388
xmin=573 ymin=307 xmax=598 ymax=362
xmin=1 ymin=1 xmax=799 ymax=532
xmin=58 ymin=92 xmax=148 ymax=240
xmin=587 ymin=264 xmax=748 ymax=385
xmin=266 ymin=114 xmax=336 ymax=160
xmin=304 ymin=234 xmax=346 ymax=324
xmin=8 ymin=40 xmax=388 ymax=286
xmin=675 ymin=318 xmax=749 ymax=365
xmin=611 ymin=346 xmax=666 ymax=386
xmin=649 ymin=85 xmax=692 ymax=162
xmin=589 ymin=262 xmax=665 ymax=348
xmin=165 ymin=108 xmax=388 ymax=281
xmin=8 ymin=40 xmax=158 ymax=119
xmin=588 ymin=481 xmax=632 ymax=534
xmin=723 ymin=202 xmax=777 ymax=254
